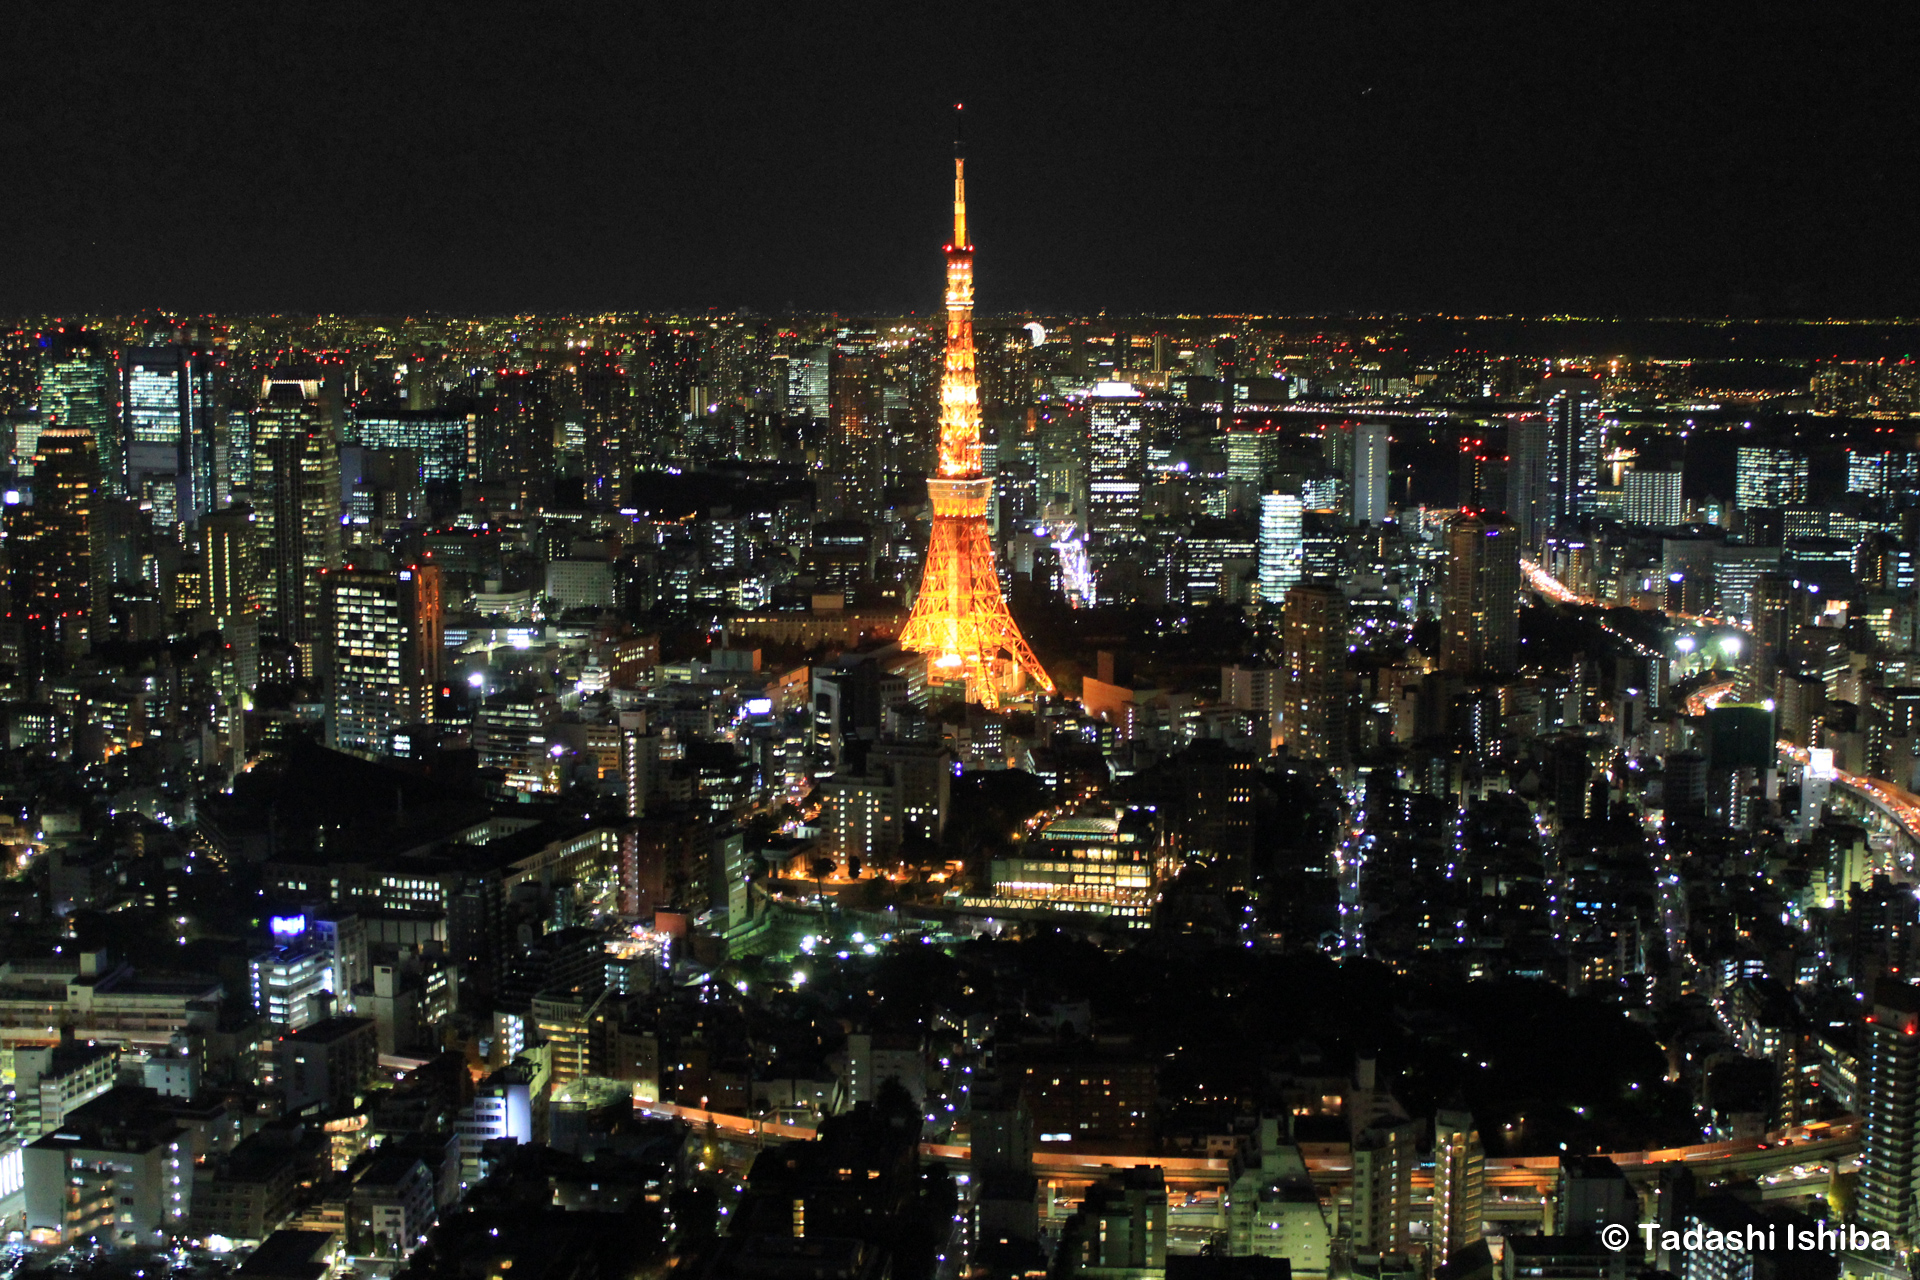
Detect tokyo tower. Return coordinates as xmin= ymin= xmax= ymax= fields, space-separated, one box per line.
xmin=898 ymin=110 xmax=1055 ymax=710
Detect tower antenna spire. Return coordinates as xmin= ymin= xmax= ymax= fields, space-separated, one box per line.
xmin=951 ymin=102 xmax=967 ymax=250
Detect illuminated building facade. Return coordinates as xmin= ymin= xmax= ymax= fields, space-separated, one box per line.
xmin=250 ymin=937 xmax=332 ymax=1031
xmin=8 ymin=425 xmax=103 ymax=674
xmin=354 ymin=410 xmax=470 ymax=484
xmin=327 ymin=563 xmax=444 ymax=756
xmin=897 ymin=119 xmax=1053 ymax=708
xmin=1352 ymin=421 xmax=1390 ymax=525
xmin=1441 ymin=510 xmax=1520 ymax=673
xmin=1431 ymin=1109 xmax=1485 ymax=1262
xmin=1181 ymin=519 xmax=1256 ymax=605
xmin=827 ymin=339 xmax=885 ymax=520
xmin=1508 ymin=415 xmax=1549 ymax=547
xmin=983 ymin=810 xmax=1163 ymax=929
xmin=202 ymin=503 xmax=261 ymax=692
xmin=1542 ymin=372 xmax=1604 ymax=522
xmin=39 ymin=329 xmax=116 ymax=490
xmin=1622 ymin=468 xmax=1684 ymax=527
xmin=1283 ymin=581 xmax=1349 ymax=767
xmin=1735 ymin=445 xmax=1809 ymax=510
xmin=252 ymin=377 xmax=342 ymax=672
xmin=1088 ymin=381 xmax=1146 ymax=600
xmin=1226 ymin=427 xmax=1275 ymax=485
xmin=122 ymin=344 xmax=218 ymax=526
xmin=1258 ymin=490 xmax=1304 ymax=608
xmin=1860 ymin=979 xmax=1920 ymax=1241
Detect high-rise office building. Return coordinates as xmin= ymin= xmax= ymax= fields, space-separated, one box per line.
xmin=568 ymin=349 xmax=633 ymax=501
xmin=1542 ymin=372 xmax=1604 ymax=522
xmin=1735 ymin=445 xmax=1809 ymax=511
xmin=1088 ymin=382 xmax=1147 ymax=600
xmin=202 ymin=504 xmax=261 ymax=694
xmin=784 ymin=342 xmax=832 ymax=421
xmin=637 ymin=330 xmax=700 ymax=451
xmin=482 ymin=370 xmax=560 ymax=492
xmin=1623 ymin=469 xmax=1684 ymax=527
xmin=1431 ymin=1110 xmax=1485 ymax=1263
xmin=326 ymin=563 xmax=445 ymax=756
xmin=353 ymin=410 xmax=470 ymax=486
xmin=39 ymin=329 xmax=117 ymax=494
xmin=1508 ymin=415 xmax=1550 ymax=547
xmin=826 ymin=342 xmax=885 ymax=520
xmin=1352 ymin=421 xmax=1390 ymax=526
xmin=252 ymin=377 xmax=341 ymax=673
xmin=1858 ymin=979 xmax=1920 ymax=1240
xmin=1282 ymin=581 xmax=1349 ymax=767
xmin=1441 ymin=510 xmax=1520 ymax=673
xmin=1258 ymin=490 xmax=1304 ymax=608
xmin=122 ymin=344 xmax=219 ymax=528
xmin=1226 ymin=427 xmax=1275 ymax=486
xmin=7 ymin=426 xmax=103 ymax=676
xmin=1848 ymin=448 xmax=1920 ymax=501
xmin=1181 ymin=519 xmax=1257 ymax=605
xmin=1214 ymin=334 xmax=1238 ymax=427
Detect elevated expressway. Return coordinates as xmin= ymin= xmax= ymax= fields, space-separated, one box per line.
xmin=1519 ymin=558 xmax=1920 ymax=858
xmin=642 ymin=1099 xmax=1855 ymax=1232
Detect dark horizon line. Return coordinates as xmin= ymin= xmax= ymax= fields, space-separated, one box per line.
xmin=11 ymin=309 xmax=1920 ymax=327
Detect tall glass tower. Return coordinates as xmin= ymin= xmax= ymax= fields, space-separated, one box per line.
xmin=39 ymin=329 xmax=116 ymax=492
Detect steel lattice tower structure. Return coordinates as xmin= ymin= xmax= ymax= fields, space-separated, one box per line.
xmin=898 ymin=111 xmax=1054 ymax=709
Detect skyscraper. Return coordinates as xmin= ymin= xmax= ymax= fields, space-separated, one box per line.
xmin=39 ymin=329 xmax=117 ymax=494
xmin=1087 ymin=381 xmax=1146 ymax=601
xmin=1859 ymin=979 xmax=1920 ymax=1241
xmin=327 ymin=562 xmax=445 ymax=756
xmin=1257 ymin=490 xmax=1304 ymax=608
xmin=202 ymin=504 xmax=260 ymax=694
xmin=1848 ymin=448 xmax=1920 ymax=501
xmin=897 ymin=116 xmax=1053 ymax=710
xmin=826 ymin=340 xmax=885 ymax=520
xmin=1734 ymin=445 xmax=1809 ymax=511
xmin=1622 ymin=469 xmax=1685 ymax=527
xmin=353 ymin=410 xmax=470 ymax=486
xmin=568 ymin=348 xmax=632 ymax=502
xmin=637 ymin=330 xmax=699 ymax=453
xmin=1441 ymin=510 xmax=1520 ymax=673
xmin=1352 ymin=421 xmax=1390 ymax=526
xmin=1225 ymin=425 xmax=1274 ymax=486
xmin=476 ymin=370 xmax=558 ymax=496
xmin=7 ymin=426 xmax=103 ymax=676
xmin=252 ymin=377 xmax=341 ymax=673
xmin=122 ymin=344 xmax=219 ymax=529
xmin=1282 ymin=581 xmax=1349 ymax=766
xmin=784 ymin=342 xmax=832 ymax=422
xmin=1541 ymin=372 xmax=1604 ymax=523
xmin=1507 ymin=415 xmax=1550 ymax=547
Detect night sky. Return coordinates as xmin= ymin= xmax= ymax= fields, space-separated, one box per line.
xmin=7 ymin=4 xmax=1917 ymax=318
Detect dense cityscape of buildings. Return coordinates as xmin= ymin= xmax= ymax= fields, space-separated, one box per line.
xmin=7 ymin=148 xmax=1920 ymax=1280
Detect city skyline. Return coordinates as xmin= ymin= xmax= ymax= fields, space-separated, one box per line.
xmin=5 ymin=10 xmax=1920 ymax=1280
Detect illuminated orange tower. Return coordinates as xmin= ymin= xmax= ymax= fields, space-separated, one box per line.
xmin=898 ymin=110 xmax=1054 ymax=709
